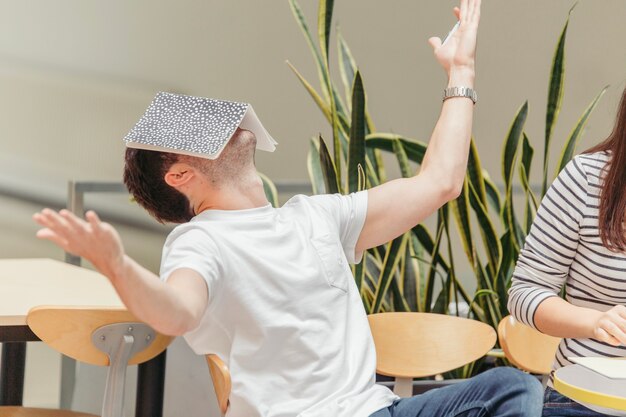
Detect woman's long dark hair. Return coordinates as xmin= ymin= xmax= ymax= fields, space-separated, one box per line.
xmin=584 ymin=87 xmax=626 ymax=252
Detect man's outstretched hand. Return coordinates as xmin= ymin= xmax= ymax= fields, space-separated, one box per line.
xmin=33 ymin=209 xmax=125 ymax=280
xmin=428 ymin=0 xmax=481 ymax=79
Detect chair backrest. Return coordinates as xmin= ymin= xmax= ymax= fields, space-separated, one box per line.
xmin=27 ymin=306 xmax=171 ymax=365
xmin=368 ymin=312 xmax=496 ymax=397
xmin=368 ymin=312 xmax=497 ymax=378
xmin=206 ymin=354 xmax=231 ymax=415
xmin=498 ymin=315 xmax=560 ymax=374
xmin=27 ymin=306 xmax=172 ymax=417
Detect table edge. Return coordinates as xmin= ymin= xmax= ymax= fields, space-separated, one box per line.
xmin=554 ymin=366 xmax=626 ymax=412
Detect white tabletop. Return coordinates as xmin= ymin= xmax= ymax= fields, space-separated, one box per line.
xmin=0 ymin=258 xmax=122 ymax=326
xmin=554 ymin=364 xmax=626 ymax=413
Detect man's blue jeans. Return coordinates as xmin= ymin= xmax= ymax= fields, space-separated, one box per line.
xmin=370 ymin=367 xmax=543 ymax=417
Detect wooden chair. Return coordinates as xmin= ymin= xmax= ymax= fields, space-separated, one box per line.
xmin=368 ymin=312 xmax=497 ymax=397
xmin=497 ymin=315 xmax=560 ymax=375
xmin=206 ymin=355 xmax=231 ymax=415
xmin=0 ymin=306 xmax=172 ymax=417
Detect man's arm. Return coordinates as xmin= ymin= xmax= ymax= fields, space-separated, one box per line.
xmin=33 ymin=208 xmax=207 ymax=336
xmin=356 ymin=0 xmax=480 ymax=253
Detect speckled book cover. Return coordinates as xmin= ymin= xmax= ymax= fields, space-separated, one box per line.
xmin=124 ymin=92 xmax=277 ymax=159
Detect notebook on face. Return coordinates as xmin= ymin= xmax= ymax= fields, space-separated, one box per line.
xmin=123 ymin=92 xmax=278 ymax=159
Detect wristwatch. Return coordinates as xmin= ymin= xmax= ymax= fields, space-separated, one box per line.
xmin=443 ymin=86 xmax=478 ymax=104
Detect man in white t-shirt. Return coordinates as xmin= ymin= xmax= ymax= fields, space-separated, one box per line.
xmin=34 ymin=0 xmax=543 ymax=416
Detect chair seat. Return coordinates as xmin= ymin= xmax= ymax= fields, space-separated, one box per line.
xmin=0 ymin=406 xmax=98 ymax=417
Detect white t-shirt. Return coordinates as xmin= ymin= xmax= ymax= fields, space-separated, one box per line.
xmin=160 ymin=191 xmax=397 ymax=417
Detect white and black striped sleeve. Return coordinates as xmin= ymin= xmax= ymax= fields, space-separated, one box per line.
xmin=508 ymin=156 xmax=589 ymax=329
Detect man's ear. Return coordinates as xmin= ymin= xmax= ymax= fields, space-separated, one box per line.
xmin=164 ymin=163 xmax=195 ymax=188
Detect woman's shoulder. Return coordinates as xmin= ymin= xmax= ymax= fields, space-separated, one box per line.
xmin=576 ymin=150 xmax=610 ymax=170
xmin=570 ymin=151 xmax=609 ymax=189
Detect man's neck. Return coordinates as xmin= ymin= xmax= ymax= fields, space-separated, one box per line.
xmin=193 ymin=172 xmax=269 ymax=214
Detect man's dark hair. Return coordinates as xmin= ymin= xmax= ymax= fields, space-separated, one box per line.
xmin=123 ymin=148 xmax=195 ymax=224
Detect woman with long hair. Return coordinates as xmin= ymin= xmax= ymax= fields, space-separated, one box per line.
xmin=509 ymin=86 xmax=626 ymax=416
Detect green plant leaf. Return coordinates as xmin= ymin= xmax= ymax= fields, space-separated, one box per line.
xmin=371 ymin=235 xmax=408 ymax=313
xmin=504 ymin=185 xmax=526 ymax=251
xmin=259 ymin=172 xmax=279 ymax=207
xmin=502 ymin=101 xmax=529 ymax=188
xmin=286 ymin=63 xmax=352 ymax=165
xmin=432 ymin=275 xmax=451 ymax=314
xmin=443 ymin=201 xmax=459 ymax=316
xmin=286 ymin=61 xmax=331 ymax=122
xmin=366 ymin=147 xmax=384 ymax=185
xmin=331 ymin=85 xmax=351 ymax=133
xmin=307 ymin=136 xmax=326 ymax=194
xmin=403 ymin=237 xmax=421 ymax=311
xmin=466 ymin=138 xmax=503 ymax=276
xmin=366 ymin=134 xmax=427 ymax=164
xmin=467 ymin=139 xmax=487 ymax=206
xmin=318 ymin=135 xmax=340 ymax=194
xmin=453 ymin=273 xmax=485 ymax=321
xmin=357 ymin=164 xmax=366 ymax=191
xmin=289 ymin=0 xmax=342 ymax=185
xmin=392 ymin=136 xmax=412 ymax=178
xmin=519 ymin=133 xmax=536 ymax=203
xmin=336 ymin=28 xmax=376 ymax=134
xmin=450 ymin=179 xmax=475 ymax=266
xmin=354 ymin=255 xmax=365 ymax=292
xmin=496 ymin=231 xmax=517 ymax=318
xmin=555 ymin=85 xmax=608 ymax=175
xmin=424 ymin=209 xmax=447 ymax=312
xmin=363 ymin=255 xmax=382 ymax=301
xmin=371 ymin=148 xmax=386 ymax=183
xmin=467 ymin=180 xmax=503 ymax=277
xmin=472 ymin=257 xmax=501 ymax=328
xmin=467 ymin=289 xmax=498 ymax=323
xmin=519 ymin=133 xmax=539 ymax=233
xmin=412 ymin=224 xmax=450 ymax=272
xmin=330 ymin=104 xmax=342 ymax=187
xmin=483 ymin=175 xmax=502 ymax=215
xmin=501 ymin=101 xmax=528 ymax=251
xmin=543 ymin=5 xmax=575 ymax=195
xmin=338 ymin=29 xmax=357 ymax=110
xmin=288 ymin=0 xmax=330 ymax=101
xmin=348 ymin=71 xmax=366 ymax=193
xmin=390 ymin=275 xmax=410 ymax=312
xmin=316 ymin=0 xmax=342 ymax=185
xmin=318 ymin=0 xmax=334 ymax=64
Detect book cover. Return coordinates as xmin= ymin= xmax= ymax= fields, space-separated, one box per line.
xmin=123 ymin=91 xmax=277 ymax=159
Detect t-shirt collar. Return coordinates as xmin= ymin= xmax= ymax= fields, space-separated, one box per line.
xmin=192 ymin=204 xmax=274 ymax=221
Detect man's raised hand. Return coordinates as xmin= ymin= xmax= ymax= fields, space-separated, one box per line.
xmin=428 ymin=0 xmax=481 ymax=77
xmin=33 ymin=209 xmax=125 ymax=280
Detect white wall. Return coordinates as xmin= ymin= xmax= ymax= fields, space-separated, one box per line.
xmin=0 ymin=1 xmax=624 ymax=189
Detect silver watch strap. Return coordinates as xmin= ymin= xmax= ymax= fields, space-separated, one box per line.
xmin=443 ymin=86 xmax=478 ymax=104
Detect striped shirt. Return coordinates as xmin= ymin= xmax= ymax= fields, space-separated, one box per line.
xmin=508 ymin=151 xmax=626 ymax=389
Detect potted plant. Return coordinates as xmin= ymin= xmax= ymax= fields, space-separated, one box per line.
xmin=284 ymin=0 xmax=607 ymax=381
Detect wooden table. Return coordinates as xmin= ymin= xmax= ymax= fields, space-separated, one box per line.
xmin=0 ymin=258 xmax=167 ymax=417
xmin=554 ymin=364 xmax=626 ymax=413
